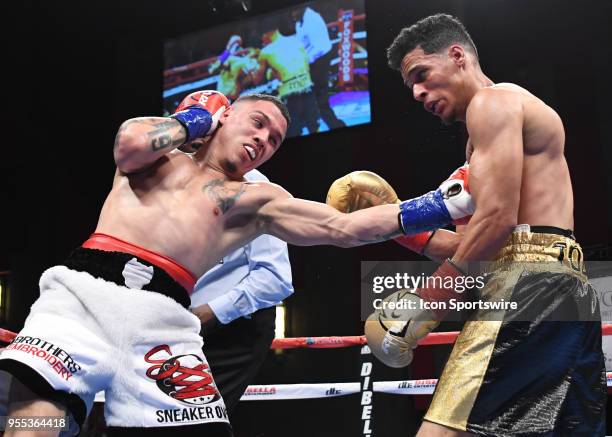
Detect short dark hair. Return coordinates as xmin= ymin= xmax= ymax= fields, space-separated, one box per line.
xmin=234 ymin=93 xmax=292 ymax=126
xmin=387 ymin=14 xmax=478 ymax=71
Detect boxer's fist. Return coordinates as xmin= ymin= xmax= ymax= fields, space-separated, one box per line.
xmin=327 ymin=171 xmax=434 ymax=254
xmin=326 ymin=171 xmax=399 ymax=213
xmin=365 ymin=289 xmax=439 ymax=368
xmin=172 ymin=90 xmax=230 ymax=152
xmin=175 ymin=90 xmax=229 ymax=134
xmin=439 ymin=164 xmax=473 ymax=226
xmin=399 ymin=163 xmax=474 ymax=235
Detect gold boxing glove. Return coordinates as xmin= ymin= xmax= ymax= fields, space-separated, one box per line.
xmin=326 ymin=171 xmax=436 ymax=255
xmin=365 ymin=289 xmax=439 ymax=368
xmin=326 ymin=171 xmax=399 ymax=213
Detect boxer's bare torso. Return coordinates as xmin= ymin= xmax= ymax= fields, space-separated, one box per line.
xmin=95 ymin=153 xmax=286 ymax=277
xmin=465 ymin=83 xmax=573 ymax=230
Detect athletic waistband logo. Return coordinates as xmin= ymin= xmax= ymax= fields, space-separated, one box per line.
xmin=144 ymin=345 xmax=220 ymax=405
xmin=122 ymin=258 xmax=154 ymax=289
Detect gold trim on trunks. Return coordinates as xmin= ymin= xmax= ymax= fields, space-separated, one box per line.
xmin=487 ymin=229 xmax=585 ymax=281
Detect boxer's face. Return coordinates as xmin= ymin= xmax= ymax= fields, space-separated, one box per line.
xmin=214 ymin=99 xmax=287 ymax=177
xmin=400 ymin=46 xmax=467 ymax=124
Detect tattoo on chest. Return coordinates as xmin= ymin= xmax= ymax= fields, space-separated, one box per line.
xmin=203 ymin=179 xmax=246 ymax=214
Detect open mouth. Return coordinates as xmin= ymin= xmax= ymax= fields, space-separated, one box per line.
xmin=243 ymin=144 xmax=257 ymax=161
xmin=427 ymin=100 xmax=440 ymax=115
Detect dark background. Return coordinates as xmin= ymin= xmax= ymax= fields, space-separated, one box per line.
xmin=2 ymin=0 xmax=612 ymax=435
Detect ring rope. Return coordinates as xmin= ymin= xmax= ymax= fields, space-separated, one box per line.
xmin=3 ymin=325 xmax=612 ymax=349
xmin=4 ymin=326 xmax=612 ymax=402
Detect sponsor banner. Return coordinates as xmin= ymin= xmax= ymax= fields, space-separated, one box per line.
xmin=373 ymin=379 xmax=438 ymax=395
xmin=337 ymin=9 xmax=355 ymax=86
xmin=241 ymin=383 xmax=359 ymax=400
xmin=360 ymin=345 xmax=374 ymax=436
xmin=93 ymin=373 xmax=612 ymax=403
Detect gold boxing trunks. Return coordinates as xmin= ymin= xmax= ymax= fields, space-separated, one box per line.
xmin=424 ymin=225 xmax=606 ymax=436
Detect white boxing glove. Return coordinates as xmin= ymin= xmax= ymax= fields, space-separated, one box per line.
xmin=365 ymin=289 xmax=439 ymax=368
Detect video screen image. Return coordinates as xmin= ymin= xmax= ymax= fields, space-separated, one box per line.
xmin=163 ymin=0 xmax=370 ymax=139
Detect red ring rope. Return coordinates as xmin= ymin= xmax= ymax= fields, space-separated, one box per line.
xmin=2 ymin=325 xmax=611 ymax=349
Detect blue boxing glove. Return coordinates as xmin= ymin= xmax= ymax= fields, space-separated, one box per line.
xmin=171 ymin=90 xmax=229 ymax=151
xmin=399 ymin=164 xmax=474 ymax=234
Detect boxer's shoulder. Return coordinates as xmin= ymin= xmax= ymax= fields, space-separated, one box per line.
xmin=468 ymin=85 xmax=524 ymax=117
xmin=466 ymin=86 xmax=525 ymax=138
xmin=117 ymin=151 xmax=199 ymax=185
xmin=472 ymin=83 xmax=554 ymax=119
xmin=244 ymin=180 xmax=292 ymax=205
xmin=204 ymin=180 xmax=291 ymax=219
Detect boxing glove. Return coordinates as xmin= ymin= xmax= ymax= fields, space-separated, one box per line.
xmin=399 ymin=164 xmax=474 ymax=234
xmin=365 ymin=289 xmax=439 ymax=368
xmin=366 ymin=259 xmax=464 ymax=367
xmin=171 ymin=90 xmax=229 ymax=151
xmin=326 ymin=171 xmax=434 ymax=254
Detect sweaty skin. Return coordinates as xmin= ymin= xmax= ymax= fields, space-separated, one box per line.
xmin=400 ymin=46 xmax=572 ymax=264
xmin=100 ymin=99 xmax=402 ymax=279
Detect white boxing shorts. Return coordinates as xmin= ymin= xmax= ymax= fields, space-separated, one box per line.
xmin=0 ymin=235 xmax=232 ymax=436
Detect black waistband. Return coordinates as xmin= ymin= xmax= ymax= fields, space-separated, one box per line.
xmin=529 ymin=226 xmax=575 ymax=240
xmin=63 ymin=247 xmax=190 ymax=309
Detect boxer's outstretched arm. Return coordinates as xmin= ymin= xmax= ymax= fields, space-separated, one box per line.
xmin=423 ymin=229 xmax=462 ymax=262
xmin=113 ymin=117 xmax=187 ymax=174
xmin=257 ymin=196 xmax=403 ymax=247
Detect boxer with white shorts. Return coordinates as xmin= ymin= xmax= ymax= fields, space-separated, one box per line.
xmin=1 ymin=89 xmax=459 ymax=436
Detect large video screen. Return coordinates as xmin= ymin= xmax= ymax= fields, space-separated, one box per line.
xmin=163 ymin=0 xmax=370 ymax=139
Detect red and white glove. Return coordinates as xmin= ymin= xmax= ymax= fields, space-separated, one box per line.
xmin=439 ymin=163 xmax=473 ymax=226
xmin=395 ymin=163 xmax=473 ymax=252
xmin=171 ymin=90 xmax=229 ymax=152
xmin=398 ymin=163 xmax=475 ymax=235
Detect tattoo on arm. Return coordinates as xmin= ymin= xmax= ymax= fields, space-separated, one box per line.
xmin=113 ymin=118 xmax=186 ymax=152
xmin=146 ymin=119 xmax=186 ymax=151
xmin=203 ymin=179 xmax=247 ymax=214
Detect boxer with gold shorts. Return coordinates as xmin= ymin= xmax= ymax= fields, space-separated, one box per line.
xmin=426 ymin=226 xmax=605 ymax=435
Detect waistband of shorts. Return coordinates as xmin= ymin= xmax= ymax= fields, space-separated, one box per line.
xmin=517 ymin=225 xmax=575 ymax=239
xmin=82 ymin=233 xmax=196 ymax=293
xmin=490 ymin=224 xmax=584 ymax=275
xmin=63 ymin=247 xmax=191 ymax=308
